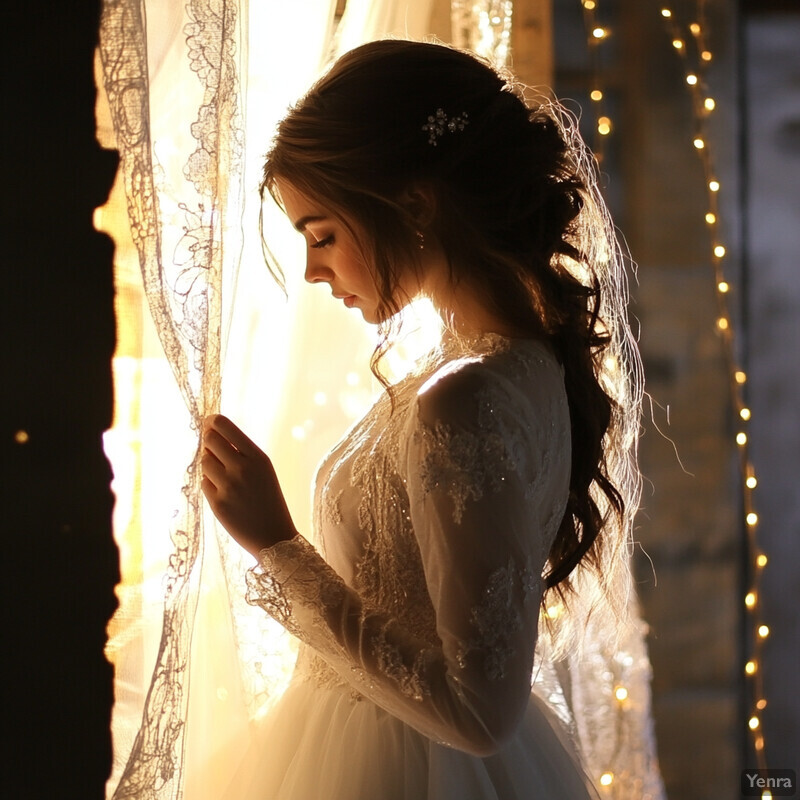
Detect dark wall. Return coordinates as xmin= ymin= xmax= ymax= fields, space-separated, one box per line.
xmin=1 ymin=3 xmax=118 ymax=798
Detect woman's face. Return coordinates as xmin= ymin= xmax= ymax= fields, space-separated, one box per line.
xmin=277 ymin=181 xmax=386 ymax=324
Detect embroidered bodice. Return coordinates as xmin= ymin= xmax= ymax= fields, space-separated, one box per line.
xmin=246 ymin=333 xmax=665 ymax=797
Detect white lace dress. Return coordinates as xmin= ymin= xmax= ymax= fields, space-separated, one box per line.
xmin=224 ymin=334 xmax=665 ymax=800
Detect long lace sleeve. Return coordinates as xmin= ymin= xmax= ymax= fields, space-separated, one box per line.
xmin=246 ymin=344 xmax=572 ymax=756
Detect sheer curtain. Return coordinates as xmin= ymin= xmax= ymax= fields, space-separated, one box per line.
xmin=96 ymin=2 xmax=448 ymax=798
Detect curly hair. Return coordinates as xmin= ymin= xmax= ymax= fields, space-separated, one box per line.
xmin=260 ymin=40 xmax=643 ymax=617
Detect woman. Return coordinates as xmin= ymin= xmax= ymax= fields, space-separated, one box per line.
xmin=202 ymin=40 xmax=664 ymax=799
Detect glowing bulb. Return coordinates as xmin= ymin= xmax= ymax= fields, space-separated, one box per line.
xmin=598 ymin=117 xmax=612 ymax=135
xmin=718 ymin=317 xmax=729 ymax=331
xmin=745 ymin=591 xmax=757 ymax=609
xmin=689 ymin=22 xmax=701 ymax=35
xmin=749 ymin=716 xmax=760 ymax=730
xmin=693 ymin=137 xmax=705 ymax=149
xmin=14 ymin=430 xmax=29 ymax=444
xmin=714 ymin=244 xmax=726 ymax=258
xmin=546 ymin=604 xmax=563 ymax=619
xmin=763 ymin=790 xmax=773 ymax=799
xmin=746 ymin=476 xmax=758 ymax=489
xmin=593 ymin=27 xmax=607 ymax=39
xmin=755 ymin=734 xmax=765 ymax=751
xmin=704 ymin=97 xmax=716 ymax=111
xmin=758 ymin=624 xmax=769 ymax=638
xmin=600 ymin=772 xmax=614 ymax=786
xmin=736 ymin=431 xmax=747 ymax=445
xmin=614 ymin=686 xmax=629 ymax=701
xmin=740 ymin=407 xmax=751 ymax=420
xmin=673 ymin=39 xmax=685 ymax=50
xmin=701 ymin=50 xmax=713 ymax=61
xmin=745 ymin=660 xmax=757 ymax=675
xmin=705 ymin=212 xmax=716 ymax=224
xmin=718 ymin=281 xmax=729 ymax=293
xmin=709 ymin=179 xmax=720 ymax=192
xmin=756 ymin=554 xmax=768 ymax=568
xmin=735 ymin=370 xmax=747 ymax=384
xmin=584 ymin=0 xmax=596 ymax=8
xmin=591 ymin=89 xmax=603 ymax=101
xmin=757 ymin=698 xmax=767 ymax=710
xmin=661 ymin=8 xmax=672 ymax=18
xmin=747 ymin=512 xmax=759 ymax=526
xmin=313 ymin=391 xmax=328 ymax=406
xmin=686 ymin=73 xmax=698 ymax=86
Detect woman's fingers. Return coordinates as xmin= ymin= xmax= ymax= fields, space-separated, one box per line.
xmin=202 ymin=426 xmax=241 ymax=466
xmin=200 ymin=445 xmax=226 ymax=488
xmin=204 ymin=413 xmax=263 ymax=458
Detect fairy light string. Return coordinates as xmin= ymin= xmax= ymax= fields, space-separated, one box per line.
xmin=579 ymin=0 xmax=613 ymax=161
xmin=659 ymin=1 xmax=769 ymax=780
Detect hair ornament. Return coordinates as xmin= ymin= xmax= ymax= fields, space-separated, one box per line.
xmin=422 ymin=108 xmax=469 ymax=146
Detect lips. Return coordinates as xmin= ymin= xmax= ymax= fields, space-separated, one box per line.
xmin=333 ymin=292 xmax=357 ymax=307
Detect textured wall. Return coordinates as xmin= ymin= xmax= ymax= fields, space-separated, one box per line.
xmin=744 ymin=12 xmax=800 ymax=776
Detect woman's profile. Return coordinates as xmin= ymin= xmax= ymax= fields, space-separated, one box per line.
xmin=201 ymin=39 xmax=665 ymax=800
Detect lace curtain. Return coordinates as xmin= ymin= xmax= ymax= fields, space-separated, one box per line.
xmin=96 ymin=2 xmax=462 ymax=797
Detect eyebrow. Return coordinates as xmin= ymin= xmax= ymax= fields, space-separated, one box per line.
xmin=293 ymin=214 xmax=328 ymax=232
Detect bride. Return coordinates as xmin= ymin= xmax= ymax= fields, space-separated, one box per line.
xmin=201 ymin=39 xmax=665 ymax=799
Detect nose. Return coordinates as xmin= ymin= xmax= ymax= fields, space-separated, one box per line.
xmin=304 ymin=255 xmax=333 ymax=285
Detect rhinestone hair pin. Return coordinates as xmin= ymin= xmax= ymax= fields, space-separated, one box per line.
xmin=422 ymin=108 xmax=470 ymax=146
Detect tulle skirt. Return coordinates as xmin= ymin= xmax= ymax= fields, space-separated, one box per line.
xmin=222 ymin=673 xmax=598 ymax=800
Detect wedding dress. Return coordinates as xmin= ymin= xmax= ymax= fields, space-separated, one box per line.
xmin=223 ymin=332 xmax=665 ymax=800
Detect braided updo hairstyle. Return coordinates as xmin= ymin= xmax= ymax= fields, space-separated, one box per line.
xmin=261 ymin=40 xmax=643 ymax=614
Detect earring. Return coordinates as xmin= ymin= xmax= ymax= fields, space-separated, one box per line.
xmin=416 ymin=231 xmax=425 ymax=250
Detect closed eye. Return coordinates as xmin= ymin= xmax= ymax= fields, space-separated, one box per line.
xmin=310 ymin=234 xmax=334 ymax=249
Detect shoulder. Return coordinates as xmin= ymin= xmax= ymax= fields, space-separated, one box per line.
xmin=415 ymin=338 xmax=566 ymax=430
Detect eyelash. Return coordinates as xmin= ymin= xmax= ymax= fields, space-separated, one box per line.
xmin=310 ymin=234 xmax=334 ymax=249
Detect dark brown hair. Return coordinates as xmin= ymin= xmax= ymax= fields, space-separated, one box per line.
xmin=261 ymin=40 xmax=642 ymax=604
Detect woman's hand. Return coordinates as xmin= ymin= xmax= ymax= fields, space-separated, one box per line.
xmin=201 ymin=414 xmax=298 ymax=557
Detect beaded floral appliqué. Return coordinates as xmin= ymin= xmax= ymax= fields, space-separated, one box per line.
xmin=417 ymin=383 xmax=530 ymax=524
xmin=457 ymin=559 xmax=539 ymax=681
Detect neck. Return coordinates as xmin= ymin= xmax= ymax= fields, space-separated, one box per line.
xmin=415 ymin=246 xmax=527 ymax=339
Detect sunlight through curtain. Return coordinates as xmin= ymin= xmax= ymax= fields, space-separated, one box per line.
xmin=96 ymin=1 xmax=447 ymax=797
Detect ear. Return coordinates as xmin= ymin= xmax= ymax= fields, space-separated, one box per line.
xmin=397 ymin=184 xmax=437 ymax=228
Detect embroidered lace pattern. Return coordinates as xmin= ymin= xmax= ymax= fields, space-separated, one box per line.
xmin=457 ymin=559 xmax=540 ymax=681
